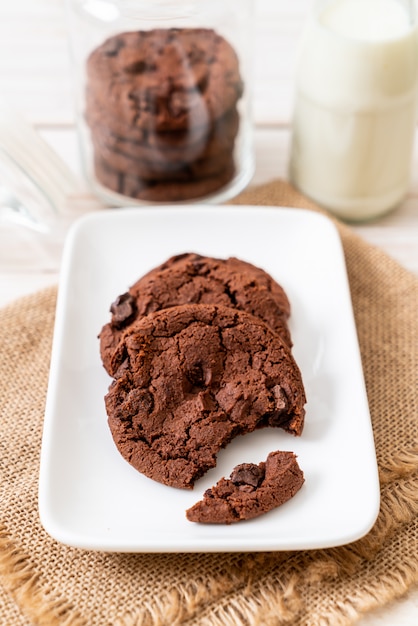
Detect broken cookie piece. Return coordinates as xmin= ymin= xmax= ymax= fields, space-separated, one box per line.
xmin=186 ymin=451 xmax=304 ymax=524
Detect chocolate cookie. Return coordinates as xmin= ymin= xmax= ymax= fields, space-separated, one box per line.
xmin=186 ymin=451 xmax=304 ymax=523
xmin=85 ymin=88 xmax=206 ymax=147
xmin=105 ymin=304 xmax=306 ymax=489
xmin=99 ymin=253 xmax=292 ymax=376
xmin=93 ymin=156 xmax=235 ymax=202
xmin=86 ymin=28 xmax=243 ymax=133
xmin=85 ymin=99 xmax=240 ymax=164
xmin=91 ymin=137 xmax=234 ymax=180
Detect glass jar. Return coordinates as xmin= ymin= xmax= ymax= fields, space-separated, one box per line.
xmin=289 ymin=0 xmax=418 ymax=222
xmin=65 ymin=0 xmax=255 ymax=206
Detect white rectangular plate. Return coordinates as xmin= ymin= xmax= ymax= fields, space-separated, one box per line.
xmin=39 ymin=206 xmax=380 ymax=552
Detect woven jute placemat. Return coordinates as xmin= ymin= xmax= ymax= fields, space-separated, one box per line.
xmin=1 ymin=180 xmax=417 ymax=626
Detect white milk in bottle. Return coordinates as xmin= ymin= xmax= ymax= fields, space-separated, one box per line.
xmin=290 ymin=0 xmax=418 ymax=221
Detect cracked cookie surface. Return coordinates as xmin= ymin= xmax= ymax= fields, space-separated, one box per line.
xmin=99 ymin=253 xmax=292 ymax=377
xmin=105 ymin=304 xmax=305 ymax=489
xmin=86 ymin=28 xmax=243 ymax=133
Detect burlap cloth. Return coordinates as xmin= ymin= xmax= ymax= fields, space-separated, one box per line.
xmin=1 ymin=180 xmax=417 ymax=626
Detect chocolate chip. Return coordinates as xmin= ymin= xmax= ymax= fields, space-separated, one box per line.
xmin=186 ymin=362 xmax=205 ymax=387
xmin=191 ymin=258 xmax=209 ymax=275
xmin=230 ymin=463 xmax=264 ymax=488
xmin=184 ymin=362 xmax=213 ymax=392
xmin=110 ymin=292 xmax=136 ymax=328
xmin=124 ymin=60 xmax=147 ymax=75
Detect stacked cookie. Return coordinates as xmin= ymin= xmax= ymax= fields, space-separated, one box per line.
xmin=85 ymin=28 xmax=243 ymax=202
xmin=99 ymin=253 xmax=293 ymax=376
xmin=100 ymin=253 xmax=306 ymax=522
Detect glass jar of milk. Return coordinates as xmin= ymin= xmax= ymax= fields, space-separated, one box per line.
xmin=290 ymin=0 xmax=418 ymax=221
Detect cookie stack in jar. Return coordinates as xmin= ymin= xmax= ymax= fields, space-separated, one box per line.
xmin=66 ymin=0 xmax=255 ymax=205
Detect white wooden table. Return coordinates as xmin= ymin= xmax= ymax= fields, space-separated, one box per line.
xmin=0 ymin=2 xmax=417 ymax=623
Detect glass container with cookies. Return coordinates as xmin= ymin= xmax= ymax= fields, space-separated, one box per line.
xmin=65 ymin=0 xmax=255 ymax=205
